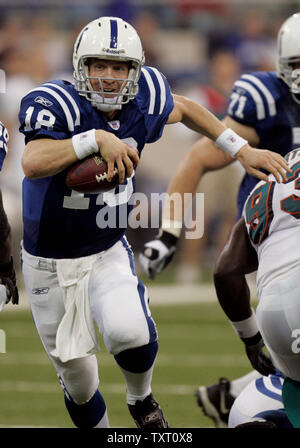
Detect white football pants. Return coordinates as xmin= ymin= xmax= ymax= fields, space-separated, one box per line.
xmin=229 ymin=373 xmax=284 ymax=427
xmin=21 ymin=237 xmax=157 ymax=404
xmin=256 ymin=265 xmax=300 ymax=382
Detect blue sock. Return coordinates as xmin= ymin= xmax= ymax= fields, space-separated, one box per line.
xmin=64 ymin=389 xmax=107 ymax=428
xmin=114 ymin=341 xmax=158 ymax=373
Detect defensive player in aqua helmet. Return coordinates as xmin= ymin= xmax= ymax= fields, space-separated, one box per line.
xmin=140 ymin=12 xmax=300 ymax=428
xmin=0 ymin=121 xmax=18 ymax=310
xmin=19 ymin=16 xmax=289 ymax=429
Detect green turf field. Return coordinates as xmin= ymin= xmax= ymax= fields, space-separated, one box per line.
xmin=0 ymin=301 xmax=253 ymax=428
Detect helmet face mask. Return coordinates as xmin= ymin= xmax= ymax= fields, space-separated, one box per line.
xmin=73 ymin=17 xmax=145 ymax=111
xmin=277 ymin=13 xmax=300 ymax=94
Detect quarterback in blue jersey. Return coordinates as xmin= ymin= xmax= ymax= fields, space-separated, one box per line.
xmin=0 ymin=121 xmax=18 ymax=309
xmin=140 ymin=12 xmax=300 ymax=427
xmin=18 ymin=16 xmax=289 ymax=429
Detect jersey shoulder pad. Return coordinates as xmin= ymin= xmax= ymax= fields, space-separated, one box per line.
xmin=228 ymin=71 xmax=279 ymax=124
xmin=19 ymin=80 xmax=81 ymax=134
xmin=137 ymin=66 xmax=173 ymax=117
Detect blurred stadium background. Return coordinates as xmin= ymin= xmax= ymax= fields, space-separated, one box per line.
xmin=0 ymin=0 xmax=295 ymax=427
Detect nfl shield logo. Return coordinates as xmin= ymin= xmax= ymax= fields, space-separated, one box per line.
xmin=108 ymin=120 xmax=120 ymax=131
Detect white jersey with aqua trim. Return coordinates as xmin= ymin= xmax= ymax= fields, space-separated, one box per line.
xmin=243 ymin=148 xmax=300 ymax=294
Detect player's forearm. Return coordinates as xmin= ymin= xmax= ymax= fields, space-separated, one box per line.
xmin=214 ymin=271 xmax=252 ymax=322
xmin=171 ymin=95 xmax=226 ymax=140
xmin=22 ymin=138 xmax=78 ymax=179
xmin=163 ymin=153 xmax=204 ymax=225
xmin=162 ymin=137 xmax=233 ymax=230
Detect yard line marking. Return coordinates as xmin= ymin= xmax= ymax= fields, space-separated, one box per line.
xmin=0 ymin=352 xmax=249 ymax=367
xmin=0 ymin=381 xmax=197 ymax=395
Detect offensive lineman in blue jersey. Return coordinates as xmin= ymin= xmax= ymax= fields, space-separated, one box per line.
xmin=0 ymin=121 xmax=18 ymax=310
xmin=140 ymin=12 xmax=300 ymax=427
xmin=18 ymin=17 xmax=289 ymax=429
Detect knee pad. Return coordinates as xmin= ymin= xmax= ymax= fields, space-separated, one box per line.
xmin=58 ymin=356 xmax=99 ymax=404
xmin=114 ymin=341 xmax=158 ymax=373
xmin=64 ymin=389 xmax=107 ymax=428
xmin=104 ymin=319 xmax=152 ymax=355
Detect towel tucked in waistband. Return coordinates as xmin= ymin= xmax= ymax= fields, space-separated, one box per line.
xmin=50 ymin=254 xmax=100 ymax=362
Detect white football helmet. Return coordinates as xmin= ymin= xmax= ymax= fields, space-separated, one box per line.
xmin=73 ymin=16 xmax=145 ymax=111
xmin=277 ymin=13 xmax=300 ymax=94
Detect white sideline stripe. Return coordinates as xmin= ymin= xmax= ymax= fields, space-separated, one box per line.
xmin=4 ymin=283 xmax=257 ymax=310
xmin=0 ymin=381 xmax=195 ymax=395
xmin=235 ymin=80 xmax=266 ymax=120
xmin=1 ymin=352 xmax=249 ymax=367
xmin=241 ymin=74 xmax=276 ymax=116
xmin=44 ymin=83 xmax=81 ymax=126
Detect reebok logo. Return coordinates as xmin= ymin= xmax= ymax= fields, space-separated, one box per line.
xmin=32 ymin=287 xmax=49 ymax=295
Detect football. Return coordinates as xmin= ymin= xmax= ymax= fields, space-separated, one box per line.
xmin=65 ymin=154 xmax=120 ymax=193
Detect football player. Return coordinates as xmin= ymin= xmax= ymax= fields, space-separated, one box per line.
xmin=140 ymin=12 xmax=300 ymax=427
xmin=0 ymin=121 xmax=18 ymax=310
xmin=213 ymin=147 xmax=300 ymax=428
xmin=18 ymin=17 xmax=289 ymax=429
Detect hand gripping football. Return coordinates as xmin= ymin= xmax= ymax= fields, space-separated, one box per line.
xmin=65 ymin=154 xmax=120 ymax=193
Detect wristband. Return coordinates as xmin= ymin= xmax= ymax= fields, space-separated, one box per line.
xmin=158 ymin=229 xmax=179 ymax=249
xmin=229 ymin=308 xmax=259 ymax=339
xmin=161 ymin=218 xmax=182 ymax=239
xmin=72 ymin=129 xmax=98 ymax=160
xmin=216 ymin=128 xmax=248 ymax=158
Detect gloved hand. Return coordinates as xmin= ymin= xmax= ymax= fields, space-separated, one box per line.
xmin=0 ymin=257 xmax=19 ymax=306
xmin=139 ymin=231 xmax=178 ymax=279
xmin=244 ymin=334 xmax=276 ymax=376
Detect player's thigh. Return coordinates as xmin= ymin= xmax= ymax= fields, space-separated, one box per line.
xmin=257 ymin=266 xmax=300 ymax=381
xmin=89 ymin=239 xmax=157 ymax=354
xmin=228 ymin=374 xmax=283 ymax=427
xmin=22 ymin=251 xmax=99 ymax=401
xmin=22 ymin=253 xmax=65 ymax=354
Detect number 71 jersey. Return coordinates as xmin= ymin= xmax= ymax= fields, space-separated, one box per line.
xmin=18 ymin=69 xmax=174 ymax=259
xmin=243 ymin=148 xmax=300 ymax=292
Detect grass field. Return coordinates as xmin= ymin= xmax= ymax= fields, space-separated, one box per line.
xmin=0 ymin=300 xmax=254 ymax=428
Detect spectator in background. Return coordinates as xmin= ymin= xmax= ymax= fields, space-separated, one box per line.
xmin=172 ymin=50 xmax=244 ymax=283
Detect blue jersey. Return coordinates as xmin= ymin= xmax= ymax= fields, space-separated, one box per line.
xmin=0 ymin=121 xmax=8 ymax=171
xmin=19 ymin=67 xmax=174 ymax=258
xmin=227 ymin=71 xmax=300 ymax=217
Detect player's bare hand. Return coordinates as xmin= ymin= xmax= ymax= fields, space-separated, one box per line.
xmin=237 ymin=144 xmax=291 ymax=183
xmin=95 ymin=130 xmax=139 ymax=183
